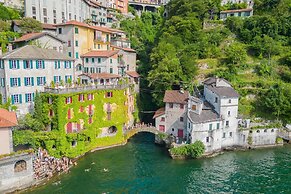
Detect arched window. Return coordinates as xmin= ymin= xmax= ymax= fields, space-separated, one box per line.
xmin=14 ymin=160 xmax=27 ymax=173
xmin=108 ymin=126 xmax=117 ymax=134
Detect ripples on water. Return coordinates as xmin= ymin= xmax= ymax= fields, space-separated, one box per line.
xmin=25 ymin=133 xmax=291 ymax=194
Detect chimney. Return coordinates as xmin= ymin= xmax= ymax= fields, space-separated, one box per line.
xmin=8 ymin=44 xmax=13 ymax=52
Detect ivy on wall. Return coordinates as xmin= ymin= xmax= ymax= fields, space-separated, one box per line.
xmin=14 ymin=88 xmax=134 ymax=158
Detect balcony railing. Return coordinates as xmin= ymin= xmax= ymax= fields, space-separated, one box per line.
xmin=44 ymin=84 xmax=129 ymax=94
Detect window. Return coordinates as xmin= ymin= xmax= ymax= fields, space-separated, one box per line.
xmin=257 ymin=130 xmax=260 ymax=133
xmin=75 ymin=40 xmax=78 ymax=47
xmin=78 ymin=94 xmax=84 ymax=102
xmin=229 ymin=99 xmax=231 ymax=103
xmin=53 ymin=9 xmax=56 ymax=17
xmin=89 ymin=117 xmax=93 ymax=124
xmin=48 ymin=97 xmax=52 ymax=104
xmin=44 ymin=17 xmax=47 ymax=23
xmin=62 ymin=12 xmax=65 ymax=19
xmin=11 ymin=94 xmax=22 ymax=104
xmin=54 ymin=61 xmax=61 ymax=69
xmin=36 ymin=77 xmax=46 ymax=86
xmin=180 ymin=117 xmax=184 ymax=122
xmin=68 ymin=109 xmax=72 ymax=119
xmin=75 ymin=27 xmax=79 ymax=34
xmin=68 ymin=41 xmax=71 ymax=47
xmin=172 ymin=128 xmax=174 ymax=132
xmin=10 ymin=78 xmax=20 ymax=87
xmin=49 ymin=109 xmax=53 ymax=116
xmin=229 ymin=132 xmax=233 ymax=137
xmin=24 ymin=77 xmax=34 ymax=86
xmin=87 ymin=93 xmax=94 ymax=100
xmin=206 ymin=137 xmax=209 ymax=143
xmin=43 ymin=8 xmax=47 ymax=16
xmin=69 ymin=13 xmax=72 ymax=20
xmin=228 ymin=111 xmax=231 ymax=116
xmin=106 ymin=92 xmax=113 ymax=98
xmin=191 ymin=105 xmax=197 ymax=111
xmin=65 ymin=97 xmax=72 ymax=104
xmin=86 ymin=58 xmax=89 ymax=63
xmin=32 ymin=6 xmax=36 ymax=14
xmin=54 ymin=76 xmax=61 ymax=83
xmin=53 ymin=18 xmax=57 ymax=24
xmin=216 ymin=123 xmax=220 ymax=129
xmin=64 ymin=61 xmax=72 ymax=69
xmin=14 ymin=160 xmax=27 ymax=173
xmin=58 ymin=28 xmax=63 ymax=34
xmin=110 ymin=59 xmax=112 ymax=64
xmin=9 ymin=60 xmax=18 ymax=69
xmin=76 ymin=52 xmax=79 ymax=59
xmin=36 ymin=60 xmax=45 ymax=69
xmin=110 ymin=68 xmax=113 ymax=74
xmin=79 ymin=106 xmax=84 ymax=112
xmin=65 ymin=75 xmax=72 ymax=83
xmin=98 ymin=44 xmax=101 ymax=49
xmin=23 ymin=60 xmax=32 ymax=69
xmin=92 ymin=58 xmax=95 ymax=63
xmin=98 ymin=58 xmax=101 ymax=63
xmin=0 ymin=78 xmax=5 ymax=87
xmin=215 ymin=97 xmax=218 ymax=103
xmin=271 ymin=129 xmax=274 ymax=132
xmin=209 ymin=123 xmax=212 ymax=130
xmin=159 ymin=125 xmax=165 ymax=132
xmin=264 ymin=129 xmax=267 ymax=133
xmin=223 ymin=132 xmax=226 ymax=138
xmin=226 ymin=121 xmax=229 ymax=127
xmin=180 ymin=104 xmax=184 ymax=109
xmin=68 ymin=52 xmax=72 ymax=57
xmin=25 ymin=93 xmax=33 ymax=103
xmin=160 ymin=117 xmax=165 ymax=122
xmin=169 ymin=103 xmax=173 ymax=108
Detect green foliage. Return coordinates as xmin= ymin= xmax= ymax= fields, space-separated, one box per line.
xmin=221 ymin=2 xmax=247 ymax=10
xmin=0 ymin=97 xmax=17 ymax=111
xmin=247 ymin=135 xmax=253 ymax=145
xmin=0 ymin=20 xmax=10 ymax=32
xmin=276 ymin=137 xmax=283 ymax=144
xmin=18 ymin=113 xmax=44 ymax=132
xmin=260 ymin=84 xmax=291 ymax=122
xmin=225 ymin=42 xmax=247 ymax=65
xmin=0 ymin=31 xmax=19 ymax=52
xmin=0 ymin=4 xmax=21 ymax=20
xmin=170 ymin=141 xmax=205 ymax=159
xmin=19 ymin=17 xmax=42 ymax=33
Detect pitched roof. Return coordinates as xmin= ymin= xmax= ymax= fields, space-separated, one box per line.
xmin=13 ymin=32 xmax=65 ymax=43
xmin=42 ymin=23 xmax=56 ymax=30
xmin=1 ymin=45 xmax=74 ymax=61
xmin=126 ymin=71 xmax=140 ymax=78
xmin=56 ymin=20 xmax=113 ymax=33
xmin=153 ymin=107 xmax=165 ymax=119
xmin=205 ymin=85 xmax=239 ymax=98
xmin=203 ymin=77 xmax=231 ymax=86
xmin=81 ymin=50 xmax=119 ymax=58
xmin=188 ymin=107 xmax=221 ymax=124
xmin=0 ymin=109 xmax=18 ymax=128
xmin=111 ymin=45 xmax=136 ymax=53
xmin=80 ymin=73 xmax=121 ymax=79
xmin=163 ymin=90 xmax=189 ymax=104
xmin=221 ymin=8 xmax=253 ymax=13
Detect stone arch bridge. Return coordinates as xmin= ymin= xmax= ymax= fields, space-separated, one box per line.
xmin=124 ymin=125 xmax=166 ymax=139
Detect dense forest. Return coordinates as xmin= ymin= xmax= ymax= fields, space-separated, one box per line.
xmin=121 ymin=0 xmax=291 ymax=123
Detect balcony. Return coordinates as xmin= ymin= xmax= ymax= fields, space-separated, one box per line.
xmin=44 ymin=84 xmax=129 ymax=94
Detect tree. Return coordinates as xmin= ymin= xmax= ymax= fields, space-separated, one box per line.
xmin=33 ymin=91 xmax=49 ymax=128
xmin=0 ymin=20 xmax=10 ymax=32
xmin=19 ymin=17 xmax=42 ymax=33
xmin=261 ymin=84 xmax=291 ymax=122
xmin=225 ymin=42 xmax=247 ymax=65
xmin=0 ymin=97 xmax=17 ymax=111
xmin=18 ymin=113 xmax=44 ymax=132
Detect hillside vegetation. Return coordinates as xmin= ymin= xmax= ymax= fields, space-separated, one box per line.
xmin=121 ymin=0 xmax=291 ymax=123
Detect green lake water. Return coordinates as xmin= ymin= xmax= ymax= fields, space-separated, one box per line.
xmin=25 ymin=133 xmax=291 ymax=194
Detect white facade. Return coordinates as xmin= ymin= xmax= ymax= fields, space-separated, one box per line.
xmin=0 ymin=46 xmax=74 ymax=115
xmin=24 ymin=0 xmax=110 ymax=26
xmin=83 ymin=55 xmax=118 ymax=75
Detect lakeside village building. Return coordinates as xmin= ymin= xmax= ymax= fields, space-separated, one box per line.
xmin=0 ymin=20 xmax=139 ymax=116
xmin=220 ymin=0 xmax=254 ymax=20
xmin=154 ymin=77 xmax=279 ymax=153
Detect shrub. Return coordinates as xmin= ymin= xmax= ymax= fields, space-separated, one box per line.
xmin=170 ymin=141 xmax=205 ymax=159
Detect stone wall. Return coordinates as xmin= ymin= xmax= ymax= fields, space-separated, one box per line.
xmin=0 ymin=153 xmax=34 ymax=193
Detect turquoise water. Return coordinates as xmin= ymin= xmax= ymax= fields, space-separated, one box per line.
xmin=25 ymin=133 xmax=291 ymax=194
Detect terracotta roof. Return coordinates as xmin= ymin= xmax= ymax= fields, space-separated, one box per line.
xmin=42 ymin=23 xmax=56 ymax=30
xmin=111 ymin=45 xmax=136 ymax=52
xmin=163 ymin=90 xmax=189 ymax=104
xmin=221 ymin=8 xmax=253 ymax=13
xmin=56 ymin=20 xmax=113 ymax=33
xmin=153 ymin=107 xmax=165 ymax=119
xmin=80 ymin=73 xmax=121 ymax=79
xmin=0 ymin=109 xmax=18 ymax=128
xmin=81 ymin=50 xmax=119 ymax=58
xmin=1 ymin=45 xmax=74 ymax=60
xmin=126 ymin=71 xmax=140 ymax=78
xmin=13 ymin=32 xmax=65 ymax=43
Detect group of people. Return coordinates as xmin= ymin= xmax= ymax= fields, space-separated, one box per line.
xmin=33 ymin=148 xmax=74 ymax=180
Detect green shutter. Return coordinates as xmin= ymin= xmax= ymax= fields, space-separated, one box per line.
xmin=24 ymin=77 xmax=27 ymax=86
xmin=17 ymin=60 xmax=20 ymax=69
xmin=19 ymin=94 xmax=22 ymax=104
xmin=25 ymin=94 xmax=28 ymax=103
xmin=18 ymin=78 xmax=21 ymax=86
xmin=54 ymin=76 xmax=57 ymax=83
xmin=44 ymin=77 xmax=46 ymax=85
xmin=10 ymin=78 xmax=13 ymax=87
xmin=30 ymin=60 xmax=33 ymax=69
xmin=36 ymin=60 xmax=39 ymax=69
xmin=58 ymin=61 xmax=60 ymax=68
xmin=32 ymin=93 xmax=35 ymax=101
xmin=42 ymin=60 xmax=45 ymax=69
xmin=54 ymin=61 xmax=57 ymax=69
xmin=23 ymin=60 xmax=26 ymax=69
xmin=37 ymin=77 xmax=40 ymax=85
xmin=9 ymin=60 xmax=12 ymax=69
xmin=31 ymin=77 xmax=34 ymax=86
xmin=11 ymin=95 xmax=14 ymax=104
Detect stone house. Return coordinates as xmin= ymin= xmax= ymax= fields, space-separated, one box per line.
xmin=0 ymin=108 xmax=17 ymax=155
xmin=12 ymin=32 xmax=66 ymax=53
xmin=153 ymin=90 xmax=189 ymax=142
xmin=220 ymin=8 xmax=253 ymax=20
xmin=0 ymin=45 xmax=74 ymax=115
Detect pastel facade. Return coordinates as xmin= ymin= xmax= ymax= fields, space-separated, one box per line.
xmin=220 ymin=8 xmax=253 ymax=20
xmin=0 ymin=45 xmax=74 ymax=115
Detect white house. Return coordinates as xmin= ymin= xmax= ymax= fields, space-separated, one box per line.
xmin=0 ymin=45 xmax=74 ymax=115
